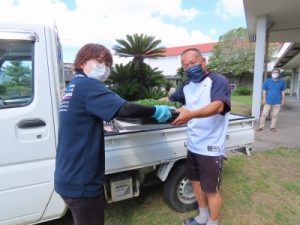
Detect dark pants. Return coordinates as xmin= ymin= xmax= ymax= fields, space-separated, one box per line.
xmin=62 ymin=194 xmax=104 ymax=225
xmin=185 ymin=151 xmax=223 ymax=193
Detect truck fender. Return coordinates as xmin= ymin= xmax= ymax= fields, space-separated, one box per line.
xmin=156 ymin=161 xmax=176 ymax=181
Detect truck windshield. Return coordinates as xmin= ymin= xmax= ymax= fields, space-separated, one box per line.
xmin=0 ymin=40 xmax=33 ymax=108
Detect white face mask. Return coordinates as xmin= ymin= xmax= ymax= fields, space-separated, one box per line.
xmin=271 ymin=72 xmax=279 ymax=79
xmin=86 ymin=62 xmax=111 ymax=82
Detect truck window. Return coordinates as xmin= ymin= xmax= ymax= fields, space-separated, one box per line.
xmin=0 ymin=40 xmax=33 ymax=108
xmin=55 ymin=28 xmax=67 ymax=96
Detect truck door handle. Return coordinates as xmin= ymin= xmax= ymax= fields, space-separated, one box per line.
xmin=18 ymin=119 xmax=46 ymax=128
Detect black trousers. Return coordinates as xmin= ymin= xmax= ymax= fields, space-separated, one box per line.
xmin=62 ymin=194 xmax=104 ymax=225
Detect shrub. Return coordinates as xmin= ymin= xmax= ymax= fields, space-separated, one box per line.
xmin=232 ymin=86 xmax=251 ymax=96
xmin=142 ymin=87 xmax=166 ymax=100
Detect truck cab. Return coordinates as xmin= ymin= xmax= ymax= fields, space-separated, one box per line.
xmin=0 ymin=23 xmax=66 ymax=225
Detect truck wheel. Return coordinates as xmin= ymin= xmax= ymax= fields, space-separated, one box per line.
xmin=163 ymin=164 xmax=197 ymax=212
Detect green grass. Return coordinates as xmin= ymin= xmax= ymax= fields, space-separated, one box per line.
xmin=231 ymin=95 xmax=252 ymax=115
xmin=231 ymin=95 xmax=252 ymax=105
xmin=45 ymin=148 xmax=300 ymax=225
xmin=104 ymin=148 xmax=300 ymax=225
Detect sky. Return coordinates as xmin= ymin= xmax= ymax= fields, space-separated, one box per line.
xmin=0 ymin=0 xmax=246 ymax=63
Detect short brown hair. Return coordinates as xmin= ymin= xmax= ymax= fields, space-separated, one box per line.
xmin=181 ymin=48 xmax=203 ymax=58
xmin=74 ymin=43 xmax=113 ymax=73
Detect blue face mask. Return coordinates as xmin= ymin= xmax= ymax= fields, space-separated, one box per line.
xmin=185 ymin=64 xmax=204 ymax=83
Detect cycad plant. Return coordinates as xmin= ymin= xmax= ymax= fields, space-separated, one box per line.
xmin=113 ymin=33 xmax=166 ymax=69
xmin=106 ymin=62 xmax=166 ymax=101
xmin=109 ymin=33 xmax=167 ymax=100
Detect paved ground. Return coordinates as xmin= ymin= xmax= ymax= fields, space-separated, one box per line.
xmin=250 ymin=96 xmax=300 ymax=153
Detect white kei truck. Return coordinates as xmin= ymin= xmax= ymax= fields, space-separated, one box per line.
xmin=0 ymin=23 xmax=255 ymax=225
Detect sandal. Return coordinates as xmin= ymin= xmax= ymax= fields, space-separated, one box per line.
xmin=256 ymin=128 xmax=263 ymax=131
xmin=270 ymin=128 xmax=277 ymax=132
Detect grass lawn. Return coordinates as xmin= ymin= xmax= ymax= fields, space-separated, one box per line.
xmin=103 ymin=148 xmax=300 ymax=225
xmin=231 ymin=95 xmax=252 ymax=116
xmin=45 ymin=148 xmax=300 ymax=225
xmin=231 ymin=95 xmax=252 ymax=105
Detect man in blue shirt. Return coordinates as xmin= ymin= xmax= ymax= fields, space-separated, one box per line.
xmin=168 ymin=48 xmax=231 ymax=225
xmin=54 ymin=43 xmax=172 ymax=225
xmin=257 ymin=68 xmax=286 ymax=132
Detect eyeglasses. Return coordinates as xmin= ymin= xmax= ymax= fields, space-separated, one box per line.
xmin=93 ymin=58 xmax=112 ymax=69
xmin=94 ymin=58 xmax=104 ymax=64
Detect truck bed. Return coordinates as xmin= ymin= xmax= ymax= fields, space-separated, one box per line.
xmin=104 ymin=113 xmax=255 ymax=174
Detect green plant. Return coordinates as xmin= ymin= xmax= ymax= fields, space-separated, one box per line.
xmin=107 ymin=62 xmax=165 ymax=101
xmin=176 ymin=66 xmax=188 ymax=85
xmin=109 ymin=34 xmax=167 ymax=101
xmin=141 ymin=87 xmax=165 ymax=100
xmin=232 ymin=86 xmax=251 ymax=96
xmin=135 ymin=98 xmax=182 ymax=108
xmin=113 ymin=33 xmax=166 ymax=68
xmin=163 ymin=80 xmax=173 ymax=93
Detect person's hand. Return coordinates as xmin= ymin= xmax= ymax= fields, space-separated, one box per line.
xmin=171 ymin=107 xmax=192 ymax=125
xmin=262 ymin=99 xmax=266 ymax=105
xmin=152 ymin=105 xmax=172 ymax=123
xmin=281 ymin=99 xmax=285 ymax=106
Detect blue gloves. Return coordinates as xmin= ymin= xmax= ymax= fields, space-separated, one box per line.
xmin=152 ymin=105 xmax=172 ymax=123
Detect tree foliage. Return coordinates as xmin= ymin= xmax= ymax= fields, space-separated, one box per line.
xmin=207 ymin=28 xmax=255 ymax=76
xmin=109 ymin=34 xmax=167 ymax=100
xmin=207 ymin=27 xmax=279 ymax=77
xmin=0 ymin=61 xmax=32 ymax=97
xmin=113 ymin=33 xmax=166 ymax=69
xmin=0 ymin=84 xmax=6 ymax=95
xmin=3 ymin=61 xmax=31 ymax=86
xmin=106 ymin=62 xmax=165 ymax=101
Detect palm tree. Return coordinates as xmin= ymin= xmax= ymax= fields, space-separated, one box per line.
xmin=106 ymin=62 xmax=166 ymax=100
xmin=112 ymin=33 xmax=166 ymax=68
xmin=106 ymin=63 xmax=140 ymax=100
xmin=111 ymin=34 xmax=167 ymax=100
xmin=176 ymin=67 xmax=187 ymax=86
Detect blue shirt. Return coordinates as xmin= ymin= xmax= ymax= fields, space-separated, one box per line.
xmin=169 ymin=72 xmax=231 ymax=156
xmin=263 ymin=78 xmax=286 ymax=105
xmin=54 ymin=74 xmax=126 ymax=198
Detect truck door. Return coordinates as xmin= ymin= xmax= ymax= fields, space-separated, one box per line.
xmin=0 ymin=27 xmax=59 ymax=225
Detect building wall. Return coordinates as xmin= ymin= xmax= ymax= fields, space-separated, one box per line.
xmin=144 ymin=56 xmax=180 ymax=77
xmin=226 ymin=75 xmax=253 ymax=90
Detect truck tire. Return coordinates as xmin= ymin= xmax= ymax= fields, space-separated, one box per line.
xmin=163 ymin=164 xmax=197 ymax=212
